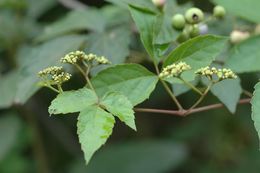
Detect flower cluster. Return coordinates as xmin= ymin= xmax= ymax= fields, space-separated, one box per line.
xmin=60 ymin=51 xmax=110 ymax=65
xmin=195 ymin=66 xmax=237 ymax=81
xmin=38 ymin=66 xmax=71 ymax=85
xmin=159 ymin=62 xmax=191 ymax=78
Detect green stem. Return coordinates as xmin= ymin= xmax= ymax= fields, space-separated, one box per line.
xmin=57 ymin=85 xmax=63 ymax=93
xmin=46 ymin=85 xmax=59 ymax=93
xmin=179 ymin=77 xmax=203 ymax=95
xmin=75 ymin=64 xmax=86 ymax=78
xmin=160 ymin=79 xmax=184 ymax=110
xmin=153 ymin=61 xmax=183 ymax=110
xmin=243 ymin=89 xmax=253 ymax=98
xmin=185 ymin=82 xmax=213 ymax=115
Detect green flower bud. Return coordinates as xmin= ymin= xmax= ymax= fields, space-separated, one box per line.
xmin=185 ymin=7 xmax=204 ymax=24
xmin=189 ymin=25 xmax=200 ymax=38
xmin=177 ymin=31 xmax=190 ymax=43
xmin=213 ymin=5 xmax=226 ymax=18
xmin=172 ymin=14 xmax=186 ymax=30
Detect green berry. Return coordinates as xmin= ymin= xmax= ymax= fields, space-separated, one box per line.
xmin=185 ymin=7 xmax=204 ymax=24
xmin=213 ymin=5 xmax=226 ymax=18
xmin=189 ymin=25 xmax=200 ymax=38
xmin=177 ymin=31 xmax=190 ymax=43
xmin=172 ymin=14 xmax=186 ymax=30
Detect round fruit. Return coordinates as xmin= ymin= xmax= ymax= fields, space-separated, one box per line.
xmin=172 ymin=14 xmax=186 ymax=30
xmin=189 ymin=25 xmax=200 ymax=38
xmin=213 ymin=5 xmax=226 ymax=18
xmin=185 ymin=7 xmax=204 ymax=24
xmin=177 ymin=31 xmax=190 ymax=43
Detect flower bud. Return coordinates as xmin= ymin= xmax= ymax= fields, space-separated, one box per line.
xmin=189 ymin=25 xmax=200 ymax=38
xmin=152 ymin=0 xmax=166 ymax=9
xmin=230 ymin=30 xmax=250 ymax=44
xmin=177 ymin=31 xmax=190 ymax=43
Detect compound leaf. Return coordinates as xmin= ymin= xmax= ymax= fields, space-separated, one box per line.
xmin=49 ymin=87 xmax=98 ymax=115
xmin=91 ymin=64 xmax=158 ymax=106
xmin=101 ymin=92 xmax=136 ymax=130
xmin=77 ymin=105 xmax=115 ymax=164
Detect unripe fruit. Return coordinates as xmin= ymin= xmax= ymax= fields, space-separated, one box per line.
xmin=189 ymin=25 xmax=200 ymax=38
xmin=152 ymin=0 xmax=166 ymax=8
xmin=172 ymin=14 xmax=186 ymax=30
xmin=213 ymin=5 xmax=226 ymax=18
xmin=185 ymin=8 xmax=204 ymax=24
xmin=177 ymin=31 xmax=190 ymax=43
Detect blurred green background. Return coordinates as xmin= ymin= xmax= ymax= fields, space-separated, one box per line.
xmin=0 ymin=0 xmax=259 ymax=173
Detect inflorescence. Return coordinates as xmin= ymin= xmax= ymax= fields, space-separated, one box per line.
xmin=60 ymin=51 xmax=110 ymax=65
xmin=38 ymin=51 xmax=111 ymax=92
xmin=38 ymin=66 xmax=72 ymax=85
xmin=195 ymin=66 xmax=237 ymax=81
xmin=159 ymin=62 xmax=191 ymax=78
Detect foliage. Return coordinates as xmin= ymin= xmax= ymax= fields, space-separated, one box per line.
xmin=1 ymin=0 xmax=260 ymax=172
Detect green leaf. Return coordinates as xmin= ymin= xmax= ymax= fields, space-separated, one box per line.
xmin=17 ymin=35 xmax=85 ymax=103
xmin=0 ymin=113 xmax=21 ymax=162
xmin=225 ymin=35 xmax=260 ymax=73
xmin=251 ymin=82 xmax=260 ymax=147
xmin=37 ymin=9 xmax=106 ymax=41
xmin=91 ymin=64 xmax=158 ymax=106
xmin=203 ymin=78 xmax=242 ymax=113
xmin=85 ymin=25 xmax=131 ymax=74
xmin=49 ymin=88 xmax=98 ymax=115
xmin=101 ymin=92 xmax=136 ymax=130
xmin=153 ymin=0 xmax=186 ymax=45
xmin=213 ymin=0 xmax=260 ymax=23
xmin=129 ymin=3 xmax=183 ymax=62
xmin=27 ymin=0 xmax=57 ymax=19
xmin=106 ymin=0 xmax=157 ymax=12
xmin=129 ymin=5 xmax=157 ymax=61
xmin=172 ymin=78 xmax=199 ymax=97
xmin=0 ymin=71 xmax=19 ymax=108
xmin=0 ymin=35 xmax=86 ymax=108
xmin=85 ymin=141 xmax=187 ymax=173
xmin=77 ymin=105 xmax=115 ymax=164
xmin=164 ymin=35 xmax=228 ymax=81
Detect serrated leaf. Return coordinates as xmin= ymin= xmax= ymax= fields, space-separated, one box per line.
xmin=77 ymin=105 xmax=115 ymax=164
xmin=203 ymin=78 xmax=242 ymax=113
xmin=91 ymin=64 xmax=158 ymax=106
xmin=251 ymin=82 xmax=260 ymax=147
xmin=225 ymin=35 xmax=260 ymax=73
xmin=164 ymin=35 xmax=228 ymax=81
xmin=129 ymin=4 xmax=183 ymax=62
xmin=213 ymin=0 xmax=260 ymax=23
xmin=101 ymin=92 xmax=136 ymax=130
xmin=49 ymin=88 xmax=98 ymax=115
xmin=37 ymin=9 xmax=106 ymax=41
xmin=129 ymin=5 xmax=157 ymax=61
